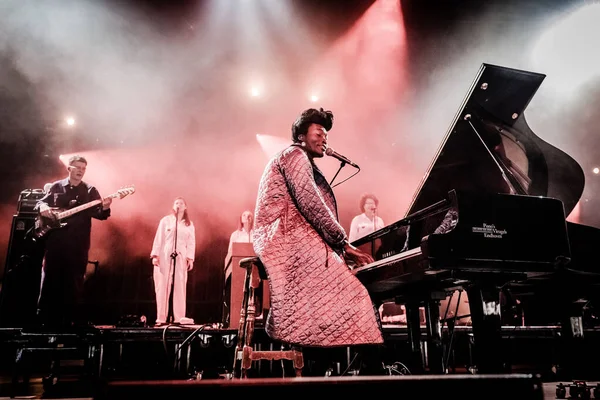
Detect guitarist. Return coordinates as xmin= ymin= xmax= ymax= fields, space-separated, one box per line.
xmin=34 ymin=155 xmax=112 ymax=330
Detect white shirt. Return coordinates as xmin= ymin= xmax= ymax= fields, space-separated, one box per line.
xmin=348 ymin=213 xmax=385 ymax=243
xmin=224 ymin=229 xmax=253 ymax=280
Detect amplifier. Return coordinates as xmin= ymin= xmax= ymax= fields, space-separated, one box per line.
xmin=0 ymin=214 xmax=43 ymax=327
xmin=17 ymin=189 xmax=45 ymax=215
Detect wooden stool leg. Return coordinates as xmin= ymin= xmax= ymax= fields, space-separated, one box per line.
xmin=245 ymin=265 xmax=260 ymax=348
xmin=232 ymin=266 xmax=252 ymax=378
xmin=241 ymin=264 xmax=260 ymax=378
xmin=292 ymin=347 xmax=304 ymax=377
xmin=235 ymin=258 xmax=305 ymax=379
xmin=240 ymin=301 xmax=255 ymax=378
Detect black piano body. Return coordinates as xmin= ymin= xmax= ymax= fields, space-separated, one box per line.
xmin=352 ymin=63 xmax=600 ymax=375
xmin=356 ymin=190 xmax=571 ymax=298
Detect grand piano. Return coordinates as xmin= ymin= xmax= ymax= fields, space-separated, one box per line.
xmin=352 ymin=63 xmax=600 ymax=375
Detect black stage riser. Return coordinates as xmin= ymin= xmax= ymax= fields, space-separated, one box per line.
xmin=99 ymin=374 xmax=543 ymax=400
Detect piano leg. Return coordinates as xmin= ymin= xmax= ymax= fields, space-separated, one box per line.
xmin=557 ymin=299 xmax=586 ymax=380
xmin=424 ymin=299 xmax=445 ymax=374
xmin=405 ymin=301 xmax=425 ymax=374
xmin=465 ymin=285 xmax=505 ymax=374
xmin=405 ymin=294 xmax=445 ymax=375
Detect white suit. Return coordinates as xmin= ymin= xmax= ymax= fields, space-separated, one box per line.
xmin=151 ymin=214 xmax=195 ymax=324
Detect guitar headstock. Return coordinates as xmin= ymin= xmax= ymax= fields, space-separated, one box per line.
xmin=116 ymin=185 xmax=136 ymax=199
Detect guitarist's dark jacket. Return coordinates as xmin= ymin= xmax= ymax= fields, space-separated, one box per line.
xmin=35 ymin=178 xmax=111 ymax=266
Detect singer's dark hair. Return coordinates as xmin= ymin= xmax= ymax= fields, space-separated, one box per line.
xmin=291 ymin=107 xmax=334 ymax=143
xmin=172 ymin=197 xmax=191 ymax=226
xmin=359 ymin=193 xmax=379 ymax=213
xmin=237 ymin=210 xmax=254 ymax=231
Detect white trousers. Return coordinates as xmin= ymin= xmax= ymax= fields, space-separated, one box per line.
xmin=153 ymin=262 xmax=188 ymax=323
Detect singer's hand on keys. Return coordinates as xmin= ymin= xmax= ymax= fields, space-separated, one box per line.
xmin=152 ymin=256 xmax=160 ymax=266
xmin=187 ymin=258 xmax=194 ymax=271
xmin=344 ymin=243 xmax=374 ymax=267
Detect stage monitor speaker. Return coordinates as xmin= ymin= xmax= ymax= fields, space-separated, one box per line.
xmin=0 ymin=214 xmax=44 ymax=327
xmin=99 ymin=374 xmax=543 ymax=400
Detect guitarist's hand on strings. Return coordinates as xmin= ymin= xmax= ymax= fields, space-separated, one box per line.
xmin=102 ymin=197 xmax=113 ymax=210
xmin=39 ymin=204 xmax=57 ymax=220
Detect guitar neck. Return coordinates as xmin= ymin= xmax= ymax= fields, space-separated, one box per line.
xmin=56 ymin=193 xmax=118 ymax=220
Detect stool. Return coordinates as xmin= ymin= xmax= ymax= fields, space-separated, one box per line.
xmin=232 ymin=256 xmax=304 ymax=378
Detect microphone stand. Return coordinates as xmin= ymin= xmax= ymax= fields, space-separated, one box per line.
xmin=329 ymin=161 xmax=346 ymax=186
xmin=167 ymin=209 xmax=179 ymax=324
xmin=329 ymin=162 xmax=361 ymax=189
xmin=373 ymin=209 xmax=377 ymax=233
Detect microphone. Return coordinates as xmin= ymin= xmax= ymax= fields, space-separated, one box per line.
xmin=325 ymin=147 xmax=360 ymax=169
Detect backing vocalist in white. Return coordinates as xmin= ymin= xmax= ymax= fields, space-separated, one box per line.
xmin=348 ymin=193 xmax=385 ymax=243
xmin=150 ymin=197 xmax=196 ymax=326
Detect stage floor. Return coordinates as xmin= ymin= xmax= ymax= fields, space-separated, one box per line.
xmin=1 ymin=324 xmax=599 ymax=398
xmin=2 ymin=374 xmax=598 ymax=400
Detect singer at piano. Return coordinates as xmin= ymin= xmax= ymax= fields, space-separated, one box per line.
xmin=35 ymin=155 xmax=112 ymax=330
xmin=348 ymin=193 xmax=385 ymax=242
xmin=151 ymin=197 xmax=196 ymax=327
xmin=253 ymin=107 xmax=386 ymax=375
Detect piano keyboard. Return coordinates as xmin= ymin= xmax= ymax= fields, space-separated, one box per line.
xmin=353 ymin=247 xmax=422 ymax=274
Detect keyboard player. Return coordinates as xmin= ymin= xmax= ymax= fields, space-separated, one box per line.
xmin=348 ymin=193 xmax=385 ymax=243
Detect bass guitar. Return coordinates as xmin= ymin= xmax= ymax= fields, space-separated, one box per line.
xmin=33 ymin=185 xmax=135 ymax=239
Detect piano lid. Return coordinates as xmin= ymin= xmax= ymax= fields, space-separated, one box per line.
xmin=405 ymin=63 xmax=585 ymax=218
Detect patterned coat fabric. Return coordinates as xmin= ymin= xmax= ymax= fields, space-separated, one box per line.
xmin=253 ymin=144 xmax=383 ymax=347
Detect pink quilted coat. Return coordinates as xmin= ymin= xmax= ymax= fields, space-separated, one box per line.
xmin=253 ymin=144 xmax=384 ymax=347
